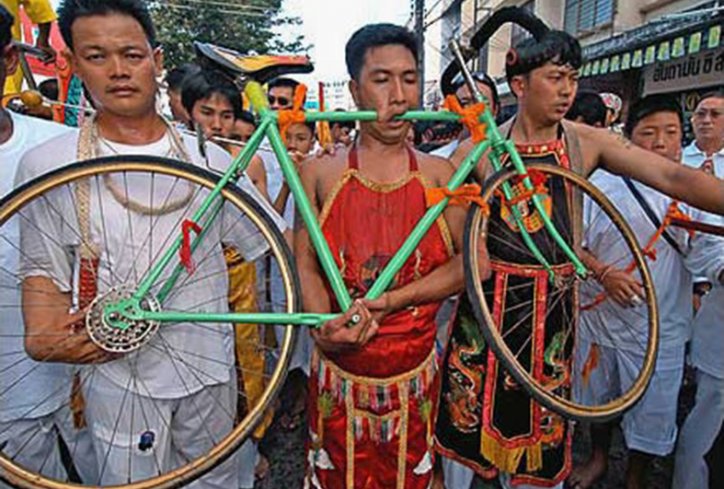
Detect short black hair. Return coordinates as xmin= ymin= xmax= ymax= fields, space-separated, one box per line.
xmin=165 ymin=63 xmax=201 ymax=92
xmin=625 ymin=94 xmax=683 ymax=137
xmin=181 ymin=69 xmax=243 ymax=120
xmin=505 ymin=30 xmax=582 ymax=83
xmin=566 ymin=90 xmax=607 ymax=127
xmin=268 ymin=77 xmax=299 ymax=91
xmin=447 ymin=72 xmax=500 ymax=109
xmin=331 ymin=109 xmax=355 ymax=131
xmin=0 ymin=4 xmax=13 ymax=52
xmin=238 ymin=110 xmax=256 ymax=127
xmin=345 ymin=23 xmax=418 ymax=81
xmin=58 ymin=0 xmax=156 ymax=51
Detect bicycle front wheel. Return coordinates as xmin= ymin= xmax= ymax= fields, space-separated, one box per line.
xmin=0 ymin=156 xmax=300 ymax=489
xmin=464 ymin=164 xmax=658 ymax=422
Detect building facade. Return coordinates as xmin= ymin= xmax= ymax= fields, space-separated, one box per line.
xmin=424 ymin=0 xmax=723 ymax=125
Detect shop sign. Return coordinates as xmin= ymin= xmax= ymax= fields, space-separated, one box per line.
xmin=644 ymin=47 xmax=724 ymax=95
xmin=673 ymin=37 xmax=686 ymax=58
xmin=621 ymin=52 xmax=632 ymax=70
xmin=708 ymin=25 xmax=722 ymax=49
xmin=610 ymin=54 xmax=621 ymax=72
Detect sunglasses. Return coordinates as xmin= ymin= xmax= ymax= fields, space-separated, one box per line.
xmin=268 ymin=95 xmax=291 ymax=107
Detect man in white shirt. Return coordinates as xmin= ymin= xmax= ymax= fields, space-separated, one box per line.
xmin=682 ymin=91 xmax=724 ymax=176
xmin=673 ymin=93 xmax=724 ymax=489
xmin=13 ymin=0 xmax=284 ymax=486
xmin=0 ymin=6 xmax=97 ymax=487
xmin=570 ymin=95 xmax=724 ymax=489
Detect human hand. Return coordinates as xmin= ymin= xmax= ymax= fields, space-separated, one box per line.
xmin=35 ymin=41 xmax=57 ymax=64
xmin=311 ymin=300 xmax=378 ymax=353
xmin=314 ymin=142 xmax=340 ymax=158
xmin=361 ymin=292 xmax=393 ymax=324
xmin=600 ymin=268 xmax=645 ymax=308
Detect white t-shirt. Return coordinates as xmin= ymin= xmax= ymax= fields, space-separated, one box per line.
xmin=0 ymin=112 xmax=73 ymax=422
xmin=15 ymin=127 xmax=287 ymax=399
xmin=579 ymin=170 xmax=724 ymax=366
xmin=258 ymin=142 xmax=294 ymax=226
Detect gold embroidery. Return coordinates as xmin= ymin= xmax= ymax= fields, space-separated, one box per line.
xmin=318 ymin=169 xmax=355 ymax=228
xmin=397 ymin=382 xmax=410 ymax=489
xmin=315 ymin=348 xmax=435 ymax=387
xmin=345 ymin=385 xmax=355 ymax=489
xmin=352 ymin=171 xmax=419 ymax=193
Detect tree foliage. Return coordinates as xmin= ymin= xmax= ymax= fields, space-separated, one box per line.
xmin=149 ymin=0 xmax=308 ymax=68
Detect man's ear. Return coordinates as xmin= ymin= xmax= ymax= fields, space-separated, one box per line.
xmin=509 ymin=75 xmax=526 ymax=100
xmin=348 ymin=79 xmax=360 ymax=108
xmin=153 ymin=46 xmax=164 ymax=78
xmin=64 ymin=48 xmax=81 ymax=82
xmin=2 ymin=44 xmax=19 ymax=78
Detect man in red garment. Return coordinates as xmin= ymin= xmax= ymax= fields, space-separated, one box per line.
xmin=295 ymin=23 xmax=475 ymax=489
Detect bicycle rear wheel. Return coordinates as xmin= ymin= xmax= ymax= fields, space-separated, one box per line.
xmin=463 ymin=164 xmax=658 ymax=422
xmin=0 ymin=156 xmax=300 ymax=489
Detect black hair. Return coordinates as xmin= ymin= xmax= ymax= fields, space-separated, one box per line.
xmin=238 ymin=110 xmax=256 ymax=127
xmin=447 ymin=72 xmax=500 ymax=109
xmin=331 ymin=109 xmax=356 ymax=131
xmin=181 ymin=69 xmax=243 ymax=120
xmin=505 ymin=30 xmax=582 ymax=83
xmin=165 ymin=63 xmax=201 ymax=92
xmin=58 ymin=0 xmax=156 ymax=51
xmin=565 ymin=90 xmax=607 ymax=127
xmin=0 ymin=4 xmax=13 ymax=52
xmin=268 ymin=77 xmax=299 ymax=91
xmin=38 ymin=79 xmax=60 ymax=101
xmin=345 ymin=23 xmax=417 ymax=81
xmin=625 ymin=94 xmax=683 ymax=137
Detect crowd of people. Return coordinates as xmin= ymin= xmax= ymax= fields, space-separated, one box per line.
xmin=1 ymin=1 xmax=723 ymax=489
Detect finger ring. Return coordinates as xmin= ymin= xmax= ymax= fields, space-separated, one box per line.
xmin=350 ymin=313 xmax=361 ymax=325
xmin=630 ymin=295 xmax=643 ymax=306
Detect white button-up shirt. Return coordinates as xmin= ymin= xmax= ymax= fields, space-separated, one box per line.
xmin=682 ymin=141 xmax=724 ymax=177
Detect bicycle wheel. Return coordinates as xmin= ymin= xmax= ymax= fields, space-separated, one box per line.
xmin=0 ymin=156 xmax=300 ymax=489
xmin=464 ymin=164 xmax=658 ymax=422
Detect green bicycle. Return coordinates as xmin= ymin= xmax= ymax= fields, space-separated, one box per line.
xmin=0 ymin=18 xmax=657 ymax=489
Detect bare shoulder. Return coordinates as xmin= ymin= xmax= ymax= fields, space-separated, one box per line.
xmin=414 ymin=150 xmax=455 ymax=187
xmin=300 ymin=148 xmax=349 ymax=199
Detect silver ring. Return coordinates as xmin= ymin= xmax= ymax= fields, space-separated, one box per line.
xmin=630 ymin=295 xmax=643 ymax=307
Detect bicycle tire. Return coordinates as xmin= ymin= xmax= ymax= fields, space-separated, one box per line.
xmin=463 ymin=163 xmax=658 ymax=422
xmin=0 ymin=156 xmax=301 ymax=489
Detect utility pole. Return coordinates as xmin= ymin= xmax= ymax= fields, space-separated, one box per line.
xmin=414 ymin=0 xmax=425 ymax=107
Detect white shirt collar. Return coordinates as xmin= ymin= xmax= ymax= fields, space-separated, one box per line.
xmin=683 ymin=141 xmax=724 ymax=157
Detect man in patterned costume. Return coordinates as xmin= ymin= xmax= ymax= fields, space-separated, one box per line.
xmin=295 ymin=23 xmax=472 ymax=489
xmin=436 ymin=10 xmax=724 ymax=489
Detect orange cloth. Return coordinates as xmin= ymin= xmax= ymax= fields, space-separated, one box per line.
xmin=443 ymin=94 xmax=487 ymax=143
xmin=277 ymin=83 xmax=307 ymax=143
xmin=425 ymin=183 xmax=488 ymax=212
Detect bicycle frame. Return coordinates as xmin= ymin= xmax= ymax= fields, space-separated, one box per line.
xmin=109 ymin=80 xmax=588 ymax=330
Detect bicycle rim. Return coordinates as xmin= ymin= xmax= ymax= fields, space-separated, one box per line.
xmin=0 ymin=156 xmax=300 ymax=489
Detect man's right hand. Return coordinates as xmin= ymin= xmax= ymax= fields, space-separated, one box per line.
xmin=311 ymin=300 xmax=379 ymax=353
xmin=601 ymin=268 xmax=645 ymax=308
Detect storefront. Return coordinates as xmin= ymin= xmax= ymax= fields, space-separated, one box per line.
xmin=579 ymin=9 xmax=723 ymax=136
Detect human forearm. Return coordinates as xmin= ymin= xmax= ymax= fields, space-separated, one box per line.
xmin=273 ymin=183 xmax=291 ymax=216
xmin=385 ymin=255 xmax=465 ymax=312
xmin=22 ymin=276 xmax=117 ymax=363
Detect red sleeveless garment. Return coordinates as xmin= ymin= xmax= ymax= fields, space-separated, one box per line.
xmin=306 ymin=146 xmax=453 ymax=489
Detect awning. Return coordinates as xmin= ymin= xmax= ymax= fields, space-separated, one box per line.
xmin=580 ymin=10 xmax=722 ymax=78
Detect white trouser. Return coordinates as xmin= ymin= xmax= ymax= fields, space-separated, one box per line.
xmin=82 ymin=371 xmax=239 ymax=488
xmin=0 ymin=404 xmax=97 ymax=487
xmin=573 ymin=339 xmax=684 ymax=456
xmin=237 ymin=438 xmax=258 ymax=489
xmin=673 ymin=370 xmax=724 ymax=489
xmin=442 ymin=456 xmax=474 ymax=489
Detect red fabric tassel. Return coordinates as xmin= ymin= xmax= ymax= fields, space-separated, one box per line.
xmin=180 ymin=220 xmax=202 ymax=274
